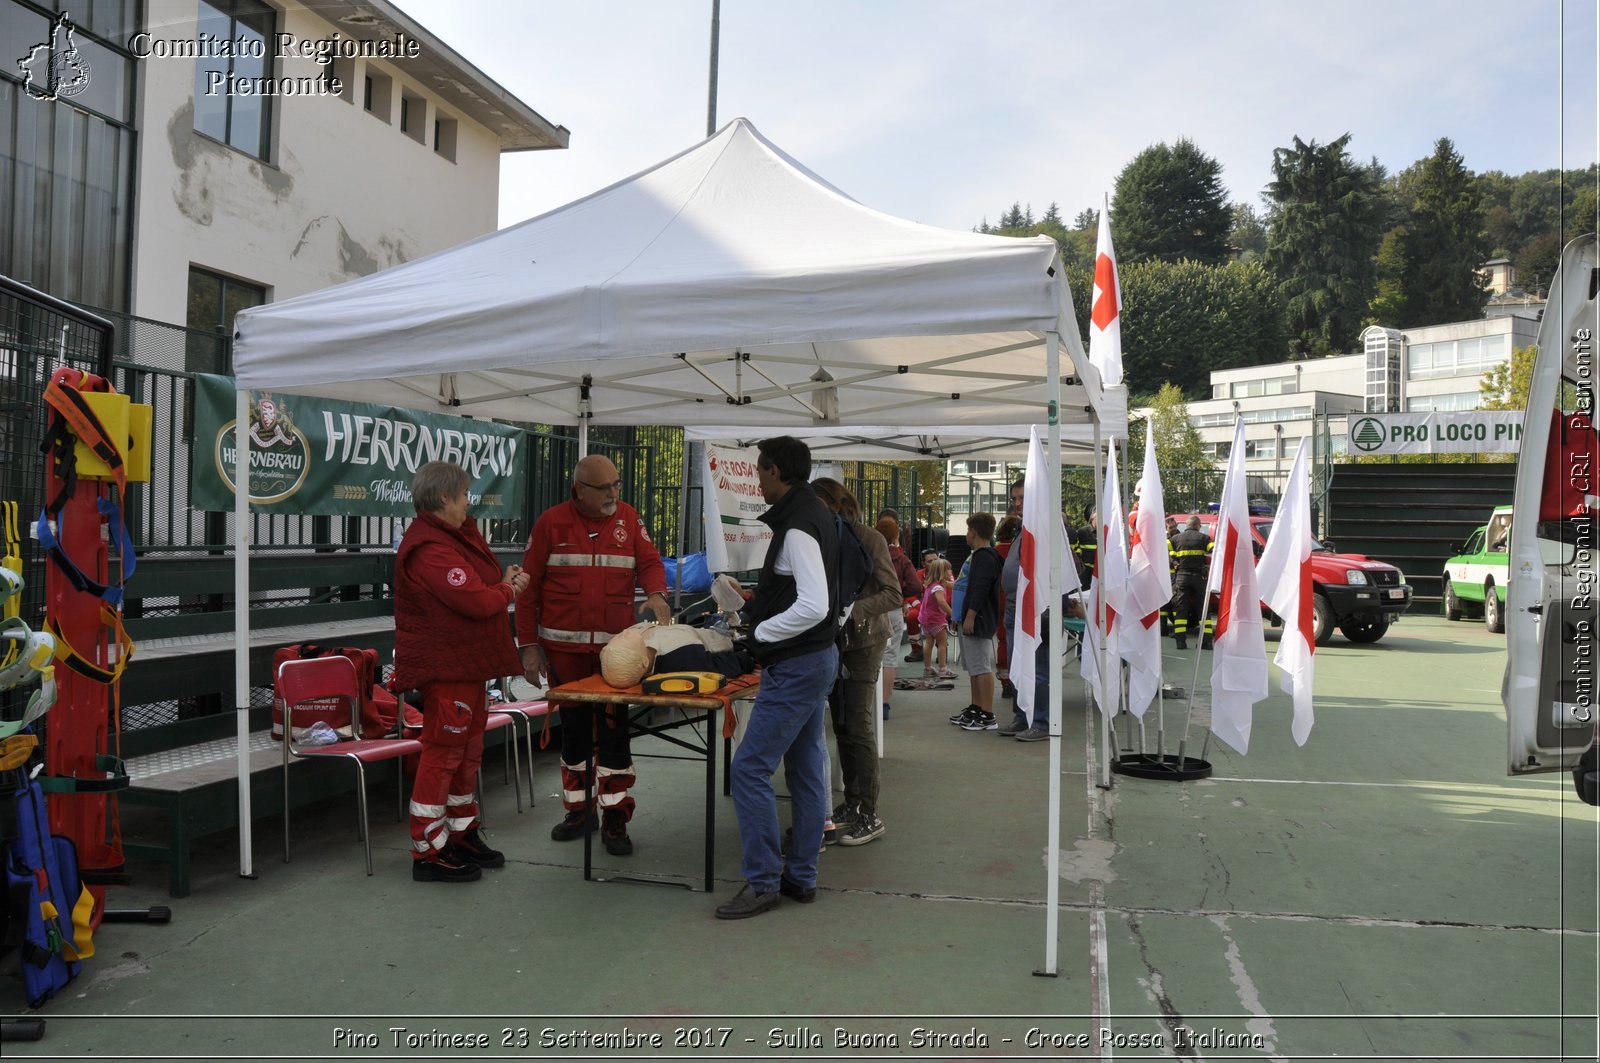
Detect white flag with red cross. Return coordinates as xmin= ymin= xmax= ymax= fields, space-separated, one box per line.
xmin=1089 ymin=196 xmax=1123 ymax=387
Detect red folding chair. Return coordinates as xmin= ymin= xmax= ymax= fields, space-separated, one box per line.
xmin=491 ymin=681 xmax=554 ymax=806
xmin=482 ymin=708 xmax=522 ymax=815
xmin=277 ymin=655 xmax=424 ymax=875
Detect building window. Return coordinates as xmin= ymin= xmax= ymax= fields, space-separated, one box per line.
xmin=193 ymin=0 xmax=275 ymax=160
xmin=1193 ymin=406 xmax=1311 ymax=428
xmin=185 ymin=267 xmax=264 ymax=437
xmin=1230 ymin=376 xmax=1297 ymax=398
xmin=1 ymin=7 xmax=137 ymax=311
xmin=433 ymin=116 xmax=457 ymax=162
xmin=363 ymin=68 xmax=393 ymax=123
xmin=330 ymin=56 xmax=356 ymax=103
xmin=186 ymin=266 xmax=265 ymax=350
xmin=1406 ymin=392 xmax=1481 ymax=413
xmin=1408 ymin=336 xmax=1509 ymax=379
xmin=400 ymin=90 xmax=427 ymax=144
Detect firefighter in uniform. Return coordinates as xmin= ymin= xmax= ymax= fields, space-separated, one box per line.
xmin=1170 ymin=516 xmax=1214 ymax=650
xmin=517 ymin=454 xmax=670 ymax=857
xmin=396 ymin=461 xmax=528 ymax=883
xmin=1071 ymin=505 xmax=1098 ymax=588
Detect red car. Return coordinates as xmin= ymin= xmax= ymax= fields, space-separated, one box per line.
xmin=1167 ymin=513 xmax=1412 ymax=645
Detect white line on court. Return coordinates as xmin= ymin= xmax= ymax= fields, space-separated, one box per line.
xmin=1084 ymin=694 xmax=1113 ymax=1060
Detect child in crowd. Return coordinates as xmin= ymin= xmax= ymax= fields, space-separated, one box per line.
xmin=918 ymin=559 xmax=955 ymax=679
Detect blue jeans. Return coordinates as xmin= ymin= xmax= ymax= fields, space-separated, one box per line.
xmin=1004 ymin=621 xmax=1050 ymax=726
xmin=731 ymin=643 xmax=838 ymax=892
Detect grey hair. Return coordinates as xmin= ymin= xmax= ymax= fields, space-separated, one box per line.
xmin=412 ymin=461 xmax=469 ymax=514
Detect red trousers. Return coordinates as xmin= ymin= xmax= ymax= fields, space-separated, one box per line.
xmin=546 ymin=647 xmax=637 ymax=822
xmin=408 ymin=680 xmax=487 ymax=861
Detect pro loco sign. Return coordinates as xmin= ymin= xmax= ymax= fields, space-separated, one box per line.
xmin=192 ymin=373 xmax=524 ymax=516
xmin=1345 ymin=411 xmax=1524 ymax=455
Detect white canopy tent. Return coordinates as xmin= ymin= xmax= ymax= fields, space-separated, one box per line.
xmin=231 ymin=118 xmax=1126 ymax=972
xmin=233 ymin=119 xmax=1118 ymax=430
xmin=683 ymin=422 xmax=1119 ymax=464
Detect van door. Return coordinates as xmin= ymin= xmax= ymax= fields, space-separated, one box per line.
xmin=1503 ymin=234 xmax=1600 ymax=800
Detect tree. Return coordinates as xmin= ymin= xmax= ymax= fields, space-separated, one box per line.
xmin=1479 ymin=344 xmax=1537 ymax=411
xmin=1369 ymin=224 xmax=1411 ymax=324
xmin=1515 ymin=231 xmax=1564 ymax=295
xmin=1382 ymin=137 xmax=1488 ymax=324
xmin=1228 ymin=202 xmax=1268 ymax=260
xmin=1128 ymin=383 xmax=1218 ymax=510
xmin=1117 ymin=259 xmax=1287 ymax=397
xmin=1264 ymin=133 xmax=1384 ymax=355
xmin=1110 ymin=138 xmax=1232 ymax=265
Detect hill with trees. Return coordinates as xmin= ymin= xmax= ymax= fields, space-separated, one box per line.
xmin=978 ymin=138 xmax=1597 ymax=402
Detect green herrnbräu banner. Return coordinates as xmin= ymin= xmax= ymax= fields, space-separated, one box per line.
xmin=191 ymin=373 xmax=524 ymax=517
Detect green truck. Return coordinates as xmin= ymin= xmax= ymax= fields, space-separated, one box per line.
xmin=1441 ymin=504 xmax=1511 ymax=633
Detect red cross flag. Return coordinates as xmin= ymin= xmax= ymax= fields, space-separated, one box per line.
xmin=1256 ymin=440 xmax=1317 ymax=745
xmin=1206 ymin=417 xmax=1268 ymax=753
xmin=1089 ymin=196 xmax=1123 ymax=387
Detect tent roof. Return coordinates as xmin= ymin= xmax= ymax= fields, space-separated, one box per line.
xmin=233 ymin=118 xmax=1123 ymax=435
xmin=682 ymin=422 xmax=1117 ymax=464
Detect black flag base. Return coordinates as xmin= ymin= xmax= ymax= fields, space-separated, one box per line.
xmin=1111 ymin=752 xmax=1212 ymax=781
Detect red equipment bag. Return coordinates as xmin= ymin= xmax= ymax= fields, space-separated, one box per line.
xmin=270 ymin=644 xmax=419 ymax=741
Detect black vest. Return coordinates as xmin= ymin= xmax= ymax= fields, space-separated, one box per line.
xmin=747 ymin=482 xmax=839 ymax=664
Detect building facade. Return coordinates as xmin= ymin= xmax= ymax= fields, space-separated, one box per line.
xmin=1185 ymin=314 xmax=1539 ymax=497
xmin=3 ymin=0 xmax=568 ymax=331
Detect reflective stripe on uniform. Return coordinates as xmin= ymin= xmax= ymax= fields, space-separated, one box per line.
xmin=596 ymin=763 xmax=635 ymax=808
xmin=538 ymin=625 xmax=614 ymax=646
xmin=546 ymin=553 xmax=636 ymax=569
xmin=409 ymin=799 xmax=446 ymax=818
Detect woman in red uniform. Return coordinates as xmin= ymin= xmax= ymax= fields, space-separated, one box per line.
xmin=395 ymin=461 xmax=527 ymax=883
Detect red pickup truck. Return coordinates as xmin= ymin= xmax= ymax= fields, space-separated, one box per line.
xmin=1168 ymin=512 xmax=1412 ymax=646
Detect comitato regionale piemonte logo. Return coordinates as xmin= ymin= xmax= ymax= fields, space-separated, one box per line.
xmin=17 ymin=13 xmax=92 ymax=102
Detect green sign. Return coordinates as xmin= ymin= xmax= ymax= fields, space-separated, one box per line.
xmin=191 ymin=373 xmax=524 ymax=517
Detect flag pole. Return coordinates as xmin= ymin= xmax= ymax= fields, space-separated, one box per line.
xmin=1037 ymin=331 xmax=1065 ymax=978
xmin=1177 ymin=599 xmax=1209 ymax=761
xmin=1093 ymin=424 xmax=1114 ymax=789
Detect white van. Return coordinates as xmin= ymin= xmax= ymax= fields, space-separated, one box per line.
xmin=1502 ymin=233 xmax=1600 ymax=804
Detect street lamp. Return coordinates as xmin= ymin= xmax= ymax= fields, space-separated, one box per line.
xmin=1274 ymin=423 xmax=1284 ymax=487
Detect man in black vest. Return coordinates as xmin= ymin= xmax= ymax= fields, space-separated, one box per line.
xmin=717 ymin=436 xmax=840 ymax=919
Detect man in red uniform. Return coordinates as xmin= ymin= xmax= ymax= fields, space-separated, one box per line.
xmin=395 ymin=461 xmax=527 ymax=883
xmin=517 ymin=454 xmax=670 ymax=856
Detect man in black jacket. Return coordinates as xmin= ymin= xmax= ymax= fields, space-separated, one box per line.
xmin=952 ymin=511 xmax=1004 ymax=731
xmin=716 ymin=436 xmax=840 ymax=920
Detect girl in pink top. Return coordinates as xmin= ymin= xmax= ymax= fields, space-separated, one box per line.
xmin=919 ymin=559 xmax=954 ymax=677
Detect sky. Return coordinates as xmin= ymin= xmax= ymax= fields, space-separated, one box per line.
xmin=393 ymin=0 xmax=1599 ymax=233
